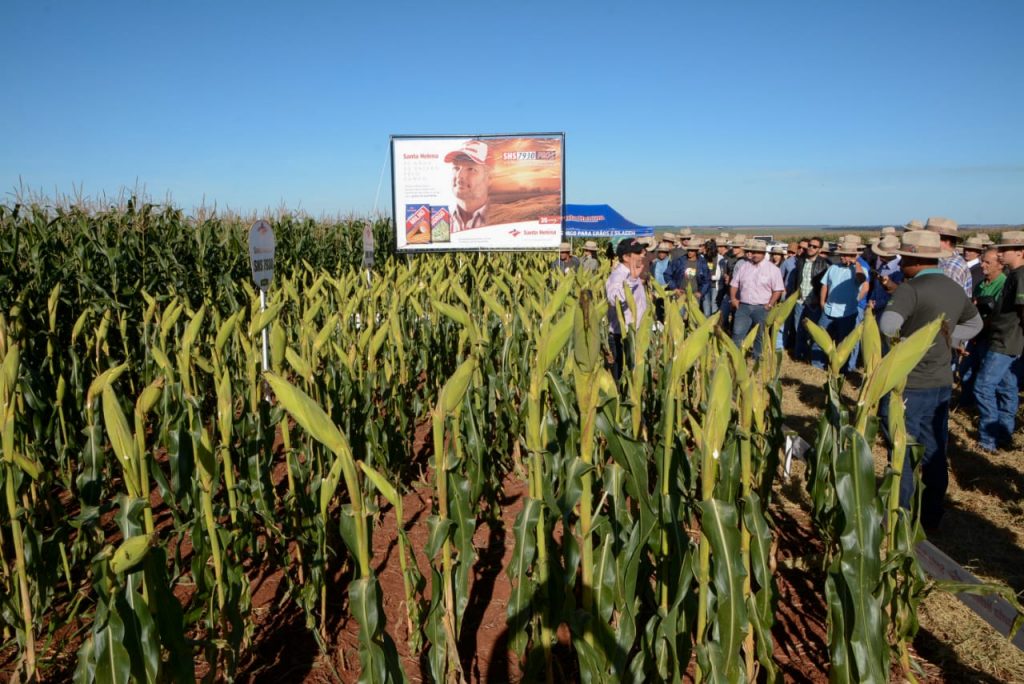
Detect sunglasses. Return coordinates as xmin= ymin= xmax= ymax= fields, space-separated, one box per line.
xmin=787 ymin=250 xmax=796 ymax=255
xmin=809 ymin=244 xmax=821 ymax=249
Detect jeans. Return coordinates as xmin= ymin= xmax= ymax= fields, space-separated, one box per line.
xmin=973 ymin=349 xmax=1020 ymax=450
xmin=717 ymin=287 xmax=732 ymax=333
xmin=731 ymin=302 xmax=769 ymax=360
xmin=845 ymin=307 xmax=866 ymax=372
xmin=794 ymin=302 xmax=820 ymax=361
xmin=811 ymin=311 xmax=856 ymax=370
xmin=889 ymin=385 xmax=952 ymax=529
xmin=783 ymin=299 xmax=802 ymax=351
xmin=702 ymin=288 xmax=718 ymax=317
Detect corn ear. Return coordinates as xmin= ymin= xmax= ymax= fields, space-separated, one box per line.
xmin=110 ymin=534 xmax=154 ymax=574
xmin=439 ymin=357 xmax=477 ymax=415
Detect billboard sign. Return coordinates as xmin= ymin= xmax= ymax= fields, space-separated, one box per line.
xmin=391 ymin=133 xmax=564 ymax=252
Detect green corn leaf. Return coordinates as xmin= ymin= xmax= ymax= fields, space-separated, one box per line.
xmin=831 ymin=321 xmax=863 ymax=376
xmin=697 ymin=498 xmax=748 ymax=682
xmin=835 ymin=426 xmax=886 ymax=682
xmin=804 ymin=319 xmax=835 ymax=360
xmin=860 ymin=309 xmax=882 ymax=377
xmin=86 ymin=363 xmax=129 ymax=406
xmin=214 ymin=310 xmax=240 ymax=357
xmin=285 ymin=346 xmax=313 ymax=382
xmin=862 ymin=318 xmax=942 ymax=412
xmin=102 ymin=386 xmax=140 ymax=498
xmin=179 ymin=304 xmax=206 ymax=355
xmin=542 ymin=274 xmax=575 ymax=327
xmin=537 ymin=308 xmax=574 ymax=376
xmin=359 ymin=461 xmax=400 ymax=510
xmin=264 ymin=372 xmax=347 ymax=457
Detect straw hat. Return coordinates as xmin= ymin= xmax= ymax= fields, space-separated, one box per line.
xmin=925 ymin=216 xmax=961 ymax=242
xmin=744 ymin=239 xmax=769 ymax=253
xmin=872 ymin=235 xmax=901 ymax=258
xmin=904 ymin=219 xmax=924 ymax=231
xmin=657 ymin=240 xmax=673 ymax=252
xmin=729 ymin=233 xmax=748 ymax=247
xmin=880 ymin=226 xmax=897 ymax=236
xmin=833 ymin=241 xmax=862 ymax=256
xmin=961 ymin=235 xmax=987 ymax=253
xmin=717 ymin=231 xmax=731 ymax=243
xmin=582 ymin=240 xmax=599 ymax=252
xmin=897 ymin=230 xmax=952 ymax=259
xmin=641 ymin=236 xmax=658 ymax=252
xmin=975 ymin=232 xmax=993 ymax=246
xmin=996 ymin=231 xmax=1024 ymax=249
xmin=677 ymin=228 xmax=694 ymax=244
xmin=558 ymin=242 xmax=571 ymax=252
xmin=841 ymin=234 xmax=865 ymax=246
xmin=770 ymin=244 xmax=786 ymax=255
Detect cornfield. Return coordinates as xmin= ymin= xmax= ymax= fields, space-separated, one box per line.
xmin=0 ymin=203 xmax=1020 ymax=682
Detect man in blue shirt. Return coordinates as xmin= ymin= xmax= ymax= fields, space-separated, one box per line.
xmin=812 ymin=241 xmax=865 ymax=370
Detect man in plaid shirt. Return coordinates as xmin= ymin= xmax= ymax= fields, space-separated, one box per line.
xmin=925 ymin=216 xmax=972 ymax=295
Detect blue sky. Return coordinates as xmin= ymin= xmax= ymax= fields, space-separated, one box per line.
xmin=3 ymin=0 xmax=1022 ymax=225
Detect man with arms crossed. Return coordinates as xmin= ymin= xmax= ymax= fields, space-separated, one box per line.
xmin=880 ymin=230 xmax=982 ymax=531
xmin=730 ymin=239 xmax=784 ymax=361
xmin=973 ymin=232 xmax=1024 ymax=453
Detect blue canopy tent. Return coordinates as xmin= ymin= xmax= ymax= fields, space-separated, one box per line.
xmin=563 ymin=204 xmax=654 ymax=238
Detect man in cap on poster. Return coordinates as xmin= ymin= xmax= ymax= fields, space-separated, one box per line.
xmin=606 ymin=238 xmax=649 ymax=381
xmin=729 ymin=239 xmax=785 ymax=361
xmin=580 ymin=240 xmax=600 ymax=272
xmin=879 ymin=230 xmax=982 ymax=531
xmin=445 ymin=140 xmax=490 ymax=232
xmin=972 ymin=231 xmax=1024 ymax=453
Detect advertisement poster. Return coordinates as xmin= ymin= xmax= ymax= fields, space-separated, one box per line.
xmin=391 ymin=134 xmax=564 ymax=252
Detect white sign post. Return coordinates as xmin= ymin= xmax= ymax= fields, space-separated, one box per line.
xmin=362 ymin=222 xmax=374 ymax=286
xmin=248 ymin=220 xmax=276 ymax=377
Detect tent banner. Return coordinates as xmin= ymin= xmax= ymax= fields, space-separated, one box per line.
xmin=391 ymin=133 xmax=565 ymax=252
xmin=563 ymin=204 xmax=653 ymax=238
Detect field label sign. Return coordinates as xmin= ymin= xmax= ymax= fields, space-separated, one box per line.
xmin=248 ymin=220 xmax=276 ymax=289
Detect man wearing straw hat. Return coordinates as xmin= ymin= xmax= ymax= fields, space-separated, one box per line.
xmin=551 ymin=241 xmax=580 ymax=273
xmin=651 ymin=240 xmax=674 ymax=322
xmin=729 ymin=239 xmax=784 ymax=361
xmin=879 ymin=230 xmax=982 ymax=531
xmin=926 ymin=216 xmax=972 ymax=295
xmin=867 ymin=234 xmax=903 ymax=353
xmin=706 ymin=234 xmax=730 ymax=316
xmin=961 ymin=235 xmax=986 ymax=292
xmin=811 ymin=240 xmax=866 ymax=370
xmin=972 ymin=231 xmax=1024 ymax=452
xmin=580 ymin=240 xmax=600 ymax=272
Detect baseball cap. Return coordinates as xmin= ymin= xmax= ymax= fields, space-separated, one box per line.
xmin=444 ymin=140 xmax=488 ymax=164
xmin=616 ymin=239 xmax=646 ymax=257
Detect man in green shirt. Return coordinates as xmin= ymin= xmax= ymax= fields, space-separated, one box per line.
xmin=880 ymin=231 xmax=982 ymax=530
xmin=973 ymin=232 xmax=1024 ymax=452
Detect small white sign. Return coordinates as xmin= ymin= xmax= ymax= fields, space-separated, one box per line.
xmin=362 ymin=223 xmax=375 ymax=267
xmin=248 ymin=220 xmax=276 ymax=290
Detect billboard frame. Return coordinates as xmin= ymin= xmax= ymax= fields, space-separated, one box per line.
xmin=389 ymin=132 xmax=566 ymax=254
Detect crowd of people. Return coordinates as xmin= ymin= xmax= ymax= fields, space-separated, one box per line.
xmin=585 ymin=219 xmax=1024 ymax=532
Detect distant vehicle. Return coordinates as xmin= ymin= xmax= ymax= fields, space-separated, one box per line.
xmin=752 ymin=234 xmax=774 ymax=243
